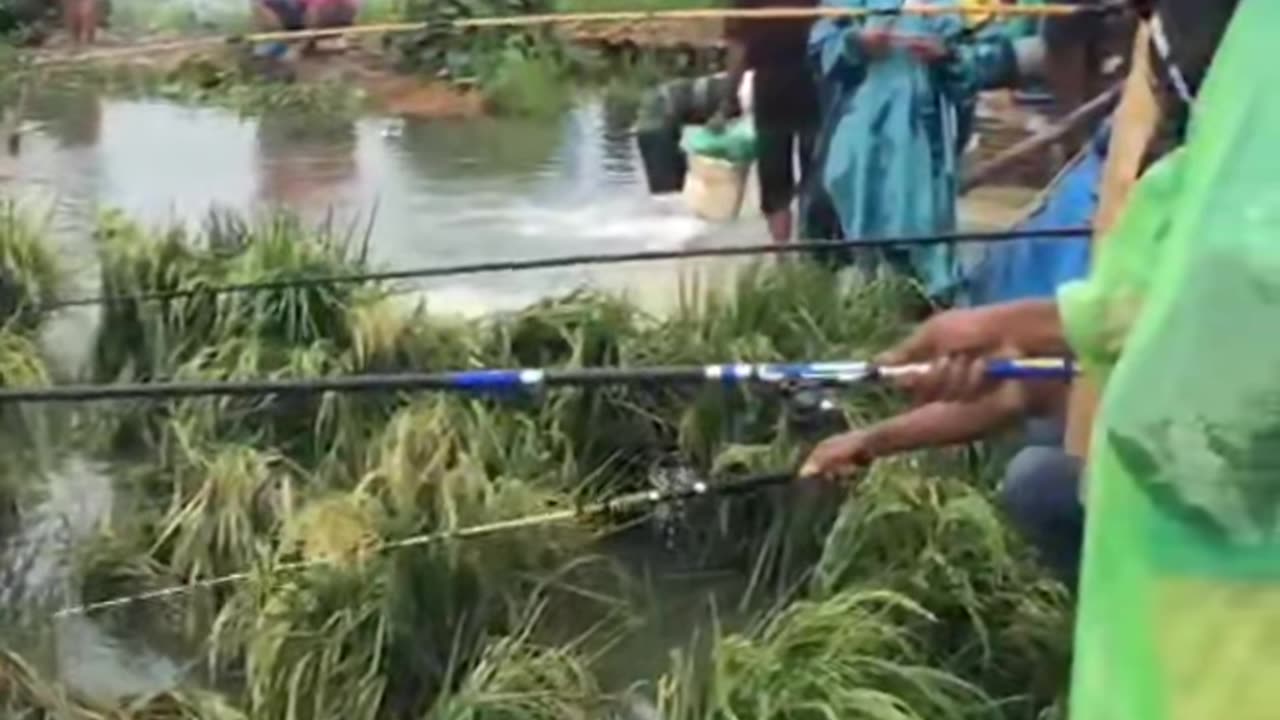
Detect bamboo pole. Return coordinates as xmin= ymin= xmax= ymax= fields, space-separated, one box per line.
xmin=1063 ymin=19 xmax=1161 ymax=461
xmin=33 ymin=3 xmax=1114 ymax=67
xmin=960 ymin=83 xmax=1121 ymax=193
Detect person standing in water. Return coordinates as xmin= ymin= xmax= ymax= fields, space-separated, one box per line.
xmin=720 ymin=0 xmax=822 ymax=244
xmin=62 ymin=0 xmax=98 ymax=45
xmin=808 ymin=0 xmax=1020 ymax=303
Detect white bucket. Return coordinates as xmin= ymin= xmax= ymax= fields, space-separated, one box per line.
xmin=682 ymin=153 xmax=749 ymax=222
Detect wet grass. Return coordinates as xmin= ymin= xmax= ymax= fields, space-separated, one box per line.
xmin=0 ymin=204 xmax=1072 ymax=719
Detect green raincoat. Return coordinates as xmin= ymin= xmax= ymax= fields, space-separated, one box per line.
xmin=1061 ymin=1 xmax=1280 ymax=717
xmin=807 ymin=0 xmax=1017 ymax=300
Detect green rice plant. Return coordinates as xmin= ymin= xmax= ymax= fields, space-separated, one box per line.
xmin=812 ymin=459 xmax=1073 ymax=713
xmin=211 ymin=488 xmax=593 ymax=720
xmin=147 ymin=440 xmax=295 ymax=582
xmin=0 ymin=201 xmax=61 ymax=335
xmin=92 ymin=210 xmax=223 ymax=383
xmin=657 ymin=589 xmax=992 ymax=720
xmin=215 ymin=555 xmax=393 ymax=720
xmin=91 ymin=210 xmax=409 ymax=470
xmin=0 ymin=329 xmax=47 ymax=387
xmin=425 ymin=603 xmax=605 ymax=720
xmin=0 ymin=329 xmax=51 ymax=436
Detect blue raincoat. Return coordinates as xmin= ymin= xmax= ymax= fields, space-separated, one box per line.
xmin=808 ymin=0 xmax=1018 ymax=300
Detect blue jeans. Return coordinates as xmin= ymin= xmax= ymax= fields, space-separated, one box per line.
xmin=998 ymin=419 xmax=1084 ymax=591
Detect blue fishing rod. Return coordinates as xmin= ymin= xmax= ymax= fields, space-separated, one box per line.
xmin=0 ymin=357 xmax=1075 ymax=404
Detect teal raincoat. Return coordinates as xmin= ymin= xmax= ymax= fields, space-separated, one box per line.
xmin=808 ymin=0 xmax=1017 ymax=300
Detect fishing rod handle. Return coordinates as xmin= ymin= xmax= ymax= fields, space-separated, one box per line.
xmin=879 ymin=357 xmax=1076 ymax=381
xmin=984 ymin=357 xmax=1076 ymax=380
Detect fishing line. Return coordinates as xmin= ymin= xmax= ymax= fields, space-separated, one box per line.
xmin=0 ymin=358 xmax=1077 ymax=405
xmin=52 ymin=470 xmax=794 ymax=617
xmin=39 ymin=226 xmax=1092 ymax=312
xmin=31 ymin=3 xmax=1127 ymax=68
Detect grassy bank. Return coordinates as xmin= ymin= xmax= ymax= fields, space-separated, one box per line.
xmin=0 ymin=203 xmax=1072 ymax=718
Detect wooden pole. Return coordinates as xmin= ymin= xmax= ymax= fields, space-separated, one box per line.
xmin=960 ymin=83 xmax=1121 ymax=194
xmin=1063 ymin=20 xmax=1162 ymax=460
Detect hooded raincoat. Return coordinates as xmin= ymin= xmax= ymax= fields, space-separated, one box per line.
xmin=807 ymin=0 xmax=1017 ymax=300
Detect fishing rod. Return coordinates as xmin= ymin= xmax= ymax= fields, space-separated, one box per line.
xmin=32 ymin=3 xmax=1126 ymax=68
xmin=0 ymin=358 xmax=1076 ymax=405
xmin=40 ymin=226 xmax=1091 ymax=312
xmin=53 ymin=469 xmax=795 ymax=617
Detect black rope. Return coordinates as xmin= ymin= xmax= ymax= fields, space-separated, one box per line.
xmin=41 ymin=226 xmax=1091 ymax=312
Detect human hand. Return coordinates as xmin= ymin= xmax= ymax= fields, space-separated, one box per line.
xmin=879 ymin=308 xmax=1004 ymax=366
xmin=900 ymin=35 xmax=948 ymax=63
xmin=877 ymin=308 xmax=1007 ymax=404
xmin=857 ymin=28 xmax=893 ymax=58
xmin=799 ymin=429 xmax=879 ymax=480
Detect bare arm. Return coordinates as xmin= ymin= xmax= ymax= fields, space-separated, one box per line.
xmin=867 ymin=384 xmax=1030 ymax=455
xmin=880 ymin=299 xmax=1071 ymax=367
xmin=801 ymin=382 xmax=1068 ymax=478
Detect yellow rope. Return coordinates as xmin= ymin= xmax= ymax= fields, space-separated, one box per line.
xmin=34 ymin=3 xmax=1110 ymax=67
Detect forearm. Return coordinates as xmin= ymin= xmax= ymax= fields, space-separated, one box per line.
xmin=866 ymin=387 xmax=1028 ymax=456
xmin=986 ymin=299 xmax=1072 ymax=356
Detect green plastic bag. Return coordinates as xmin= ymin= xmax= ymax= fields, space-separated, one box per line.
xmin=1058 ymin=2 xmax=1280 ymax=718
xmin=680 ymin=119 xmax=757 ymax=165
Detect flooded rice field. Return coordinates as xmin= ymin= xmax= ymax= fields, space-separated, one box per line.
xmin=0 ymin=84 xmax=1058 ymax=714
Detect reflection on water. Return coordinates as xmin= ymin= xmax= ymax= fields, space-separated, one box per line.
xmin=255 ymin=115 xmax=359 ymax=209
xmin=3 ymin=92 xmax=767 ymax=324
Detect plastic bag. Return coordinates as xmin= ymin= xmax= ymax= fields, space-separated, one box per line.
xmin=680 ymin=118 xmax=757 ymax=165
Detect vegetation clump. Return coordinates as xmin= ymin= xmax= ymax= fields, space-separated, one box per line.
xmin=0 ymin=206 xmax=1072 ymax=719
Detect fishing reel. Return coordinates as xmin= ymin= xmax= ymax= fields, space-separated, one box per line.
xmin=775 ymin=379 xmax=850 ymax=441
